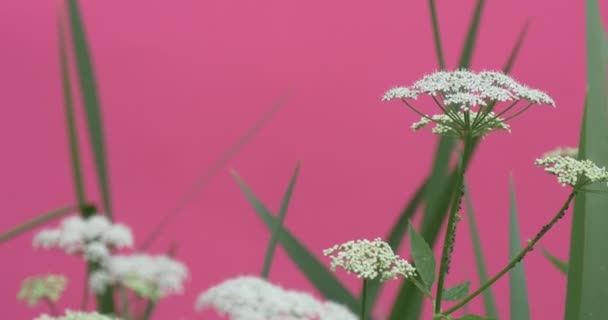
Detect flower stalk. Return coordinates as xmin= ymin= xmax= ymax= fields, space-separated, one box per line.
xmin=360 ymin=279 xmax=368 ymax=320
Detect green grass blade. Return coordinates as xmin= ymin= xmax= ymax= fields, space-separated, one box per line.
xmin=464 ymin=183 xmax=499 ymax=318
xmin=139 ymin=94 xmax=289 ymax=250
xmin=508 ymin=177 xmax=530 ymax=320
xmin=59 ymin=15 xmax=86 ymax=207
xmin=387 ymin=20 xmax=528 ymax=319
xmin=66 ymin=0 xmax=112 ymax=219
xmin=502 ymin=21 xmax=530 ymax=73
xmin=231 ymin=171 xmax=359 ymax=312
xmin=428 ymin=0 xmax=446 ymax=69
xmin=457 ymin=0 xmax=485 ymax=68
xmin=540 ymin=249 xmax=568 ymax=275
xmin=261 ymin=162 xmax=301 ymax=278
xmin=0 ymin=206 xmax=76 ymax=243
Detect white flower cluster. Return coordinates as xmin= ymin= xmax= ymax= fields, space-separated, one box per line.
xmin=411 ymin=111 xmax=511 ymax=137
xmin=90 ymin=254 xmax=189 ymax=300
xmin=18 ymin=274 xmax=67 ymax=307
xmin=33 ymin=215 xmax=133 ymax=262
xmin=535 ymin=156 xmax=608 ymax=188
xmin=382 ymin=70 xmax=555 ymax=109
xmin=195 ymin=276 xmax=357 ymax=320
xmin=323 ymin=238 xmax=415 ymax=281
xmin=542 ymin=147 xmax=578 ymax=159
xmin=34 ymin=310 xmax=118 ymax=320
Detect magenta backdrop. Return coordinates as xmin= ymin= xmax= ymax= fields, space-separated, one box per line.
xmin=1 ymin=1 xmax=607 ymax=319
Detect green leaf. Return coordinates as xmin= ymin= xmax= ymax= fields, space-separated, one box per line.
xmin=508 ymin=177 xmax=530 ymax=320
xmin=231 ymin=171 xmax=359 ymax=313
xmin=442 ymin=281 xmax=470 ymax=301
xmin=408 ymin=223 xmax=436 ymax=289
xmin=540 ymin=249 xmax=568 ymax=275
xmin=139 ymin=94 xmax=290 ymax=250
xmin=66 ymin=0 xmax=112 ymax=220
xmin=565 ymin=4 xmax=608 ymax=314
xmin=58 ymin=15 xmax=86 ymax=207
xmin=0 ymin=206 xmax=76 ymax=243
xmin=261 ymin=162 xmax=301 ymax=278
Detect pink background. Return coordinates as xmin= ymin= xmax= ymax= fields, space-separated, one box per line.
xmin=1 ymin=0 xmax=606 ymax=319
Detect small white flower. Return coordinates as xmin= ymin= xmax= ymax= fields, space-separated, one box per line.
xmin=18 ymin=274 xmax=67 ymax=307
xmin=82 ymin=216 xmax=111 ymax=240
xmin=33 ymin=230 xmax=61 ymax=248
xmin=323 ymin=238 xmax=415 ymax=281
xmin=542 ymin=147 xmax=578 ymax=159
xmin=195 ymin=276 xmax=357 ymax=320
xmin=382 ymin=87 xmax=419 ymax=101
xmin=535 ymin=155 xmax=608 ymax=188
xmin=84 ymin=242 xmax=110 ymax=262
xmin=34 ymin=310 xmax=118 ymax=320
xmin=102 ymin=224 xmax=133 ymax=248
xmin=89 ymin=271 xmax=112 ymax=295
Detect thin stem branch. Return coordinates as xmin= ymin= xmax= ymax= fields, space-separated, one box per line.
xmin=444 ymin=191 xmax=577 ymax=315
xmin=141 ymin=300 xmax=156 ymax=320
xmin=45 ymin=298 xmax=60 ymax=316
xmin=502 ymin=102 xmax=534 ymax=122
xmin=360 ymin=279 xmax=368 ymax=320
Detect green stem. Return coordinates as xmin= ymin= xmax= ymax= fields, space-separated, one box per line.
xmin=45 ymin=298 xmax=59 ymax=316
xmin=434 ymin=133 xmax=473 ymax=313
xmin=444 ymin=191 xmax=577 ymax=315
xmin=360 ymin=279 xmax=368 ymax=320
xmin=141 ymin=300 xmax=156 ymax=320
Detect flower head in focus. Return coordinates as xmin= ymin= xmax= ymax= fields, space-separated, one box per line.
xmin=383 ymin=70 xmax=555 ymax=138
xmin=33 ymin=214 xmax=133 ymax=262
xmin=90 ymin=253 xmax=189 ymax=301
xmin=34 ymin=310 xmax=118 ymax=320
xmin=18 ymin=274 xmax=67 ymax=307
xmin=535 ymin=155 xmax=608 ymax=189
xmin=195 ymin=276 xmax=357 ymax=320
xmin=323 ymin=238 xmax=415 ymax=281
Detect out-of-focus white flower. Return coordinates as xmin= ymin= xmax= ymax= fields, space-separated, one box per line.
xmin=195 ymin=276 xmax=357 ymax=320
xmin=535 ymin=156 xmax=608 ymax=188
xmin=542 ymin=147 xmax=578 ymax=159
xmin=34 ymin=310 xmax=118 ymax=320
xmin=32 ymin=214 xmax=133 ymax=261
xmin=18 ymin=274 xmax=67 ymax=307
xmin=323 ymin=238 xmax=415 ymax=281
xmin=91 ymin=254 xmax=189 ymax=300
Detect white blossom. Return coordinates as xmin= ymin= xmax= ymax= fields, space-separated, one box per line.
xmin=18 ymin=274 xmax=67 ymax=307
xmin=323 ymin=238 xmax=415 ymax=281
xmin=102 ymin=224 xmax=133 ymax=248
xmin=382 ymin=87 xmax=419 ymax=101
xmin=84 ymin=242 xmax=110 ymax=263
xmin=91 ymin=254 xmax=189 ymax=300
xmin=195 ymin=276 xmax=357 ymax=320
xmin=411 ymin=111 xmax=511 ymax=137
xmin=535 ymin=155 xmax=608 ymax=188
xmin=34 ymin=310 xmax=118 ymax=320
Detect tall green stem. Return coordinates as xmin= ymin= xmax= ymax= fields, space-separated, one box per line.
xmin=434 ymin=133 xmax=473 ymax=313
xmin=360 ymin=279 xmax=368 ymax=320
xmin=142 ymin=300 xmax=156 ymax=320
xmin=444 ymin=191 xmax=577 ymax=315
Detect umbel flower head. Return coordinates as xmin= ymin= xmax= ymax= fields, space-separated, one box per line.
xmin=18 ymin=274 xmax=67 ymax=307
xmin=323 ymin=238 xmax=415 ymax=281
xmin=383 ymin=70 xmax=555 ymax=138
xmin=34 ymin=310 xmax=118 ymax=320
xmin=89 ymin=253 xmax=189 ymax=300
xmin=535 ymin=155 xmax=608 ymax=188
xmin=33 ymin=214 xmax=133 ymax=262
xmin=195 ymin=276 xmax=357 ymax=320
xmin=542 ymin=146 xmax=578 ymax=159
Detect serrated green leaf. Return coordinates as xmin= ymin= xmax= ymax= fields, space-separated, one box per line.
xmin=0 ymin=206 xmax=76 ymax=244
xmin=540 ymin=249 xmax=568 ymax=275
xmin=509 ymin=177 xmax=530 ymax=320
xmin=261 ymin=162 xmax=301 ymax=278
xmin=464 ymin=183 xmax=499 ymax=318
xmin=231 ymin=171 xmax=359 ymax=313
xmin=442 ymin=281 xmax=470 ymax=301
xmin=66 ymin=0 xmax=112 ymax=220
xmin=408 ymin=223 xmax=436 ymax=290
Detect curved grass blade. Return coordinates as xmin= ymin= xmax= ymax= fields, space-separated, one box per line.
xmin=565 ymin=7 xmax=608 ymax=314
xmin=508 ymin=177 xmax=530 ymax=320
xmin=540 ymin=249 xmax=568 ymax=275
xmin=231 ymin=170 xmax=359 ymax=312
xmin=139 ymin=94 xmax=290 ymax=250
xmin=0 ymin=206 xmax=76 ymax=243
xmin=464 ymin=183 xmax=498 ymax=318
xmin=428 ymin=0 xmax=446 ymax=69
xmin=457 ymin=0 xmax=486 ymax=68
xmin=261 ymin=162 xmax=301 ymax=278
xmin=66 ymin=0 xmax=112 ymax=219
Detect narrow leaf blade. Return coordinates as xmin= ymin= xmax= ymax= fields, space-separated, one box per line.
xmin=509 ymin=177 xmax=530 ymax=320
xmin=0 ymin=206 xmax=76 ymax=243
xmin=540 ymin=249 xmax=568 ymax=275
xmin=408 ymin=223 xmax=436 ymax=289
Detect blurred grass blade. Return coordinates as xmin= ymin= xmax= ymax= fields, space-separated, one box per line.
xmin=231 ymin=170 xmax=359 ymax=312
xmin=66 ymin=0 xmax=112 ymax=219
xmin=261 ymin=162 xmax=301 ymax=278
xmin=457 ymin=0 xmax=485 ymax=68
xmin=59 ymin=15 xmax=86 ymax=207
xmin=502 ymin=21 xmax=530 ymax=73
xmin=565 ymin=4 xmax=608 ymax=314
xmin=541 ymin=249 xmax=568 ymax=275
xmin=139 ymin=94 xmax=289 ymax=250
xmin=0 ymin=206 xmax=75 ymax=243
xmin=387 ymin=20 xmax=528 ymax=319
xmin=428 ymin=0 xmax=446 ymax=69
xmin=464 ymin=183 xmax=499 ymax=318
xmin=508 ymin=176 xmax=530 ymax=320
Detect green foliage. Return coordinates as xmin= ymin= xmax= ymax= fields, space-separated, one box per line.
xmin=18 ymin=275 xmax=67 ymax=307
xmin=408 ymin=223 xmax=436 ymax=290
xmin=508 ymin=177 xmax=530 ymax=320
xmin=0 ymin=206 xmax=75 ymax=243
xmin=442 ymin=281 xmax=470 ymax=301
xmin=540 ymin=249 xmax=568 ymax=275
